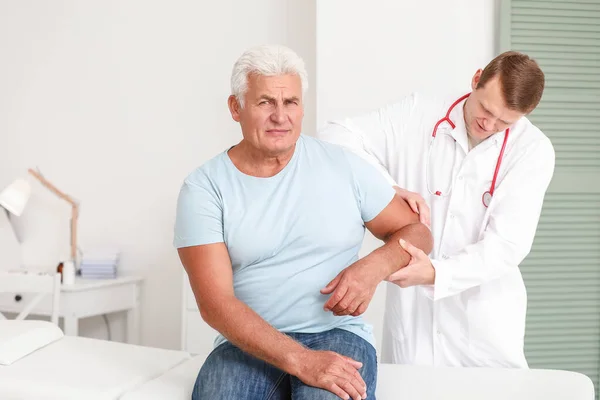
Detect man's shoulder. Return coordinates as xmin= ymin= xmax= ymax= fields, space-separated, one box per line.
xmin=514 ymin=117 xmax=555 ymax=153
xmin=508 ymin=117 xmax=555 ymax=168
xmin=300 ymin=134 xmax=349 ymax=160
xmin=304 ymin=137 xmax=392 ymax=194
xmin=181 ymin=151 xmax=229 ymax=190
xmin=302 ymin=134 xmax=372 ymax=166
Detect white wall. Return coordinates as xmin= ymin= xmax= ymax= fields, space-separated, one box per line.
xmin=316 ymin=0 xmax=497 ymax=354
xmin=0 ymin=0 xmax=496 ymax=351
xmin=0 ymin=0 xmax=315 ymax=348
xmin=316 ymin=0 xmax=498 ymax=125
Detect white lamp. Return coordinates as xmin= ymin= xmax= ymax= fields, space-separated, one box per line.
xmin=0 ymin=179 xmax=31 ymax=270
xmin=1 ymin=170 xmax=80 ymax=266
xmin=0 ymin=179 xmax=32 ymax=218
xmin=0 ymin=179 xmax=32 ymax=244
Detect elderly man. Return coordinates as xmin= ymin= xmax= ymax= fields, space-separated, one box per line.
xmin=174 ymin=45 xmax=432 ymax=400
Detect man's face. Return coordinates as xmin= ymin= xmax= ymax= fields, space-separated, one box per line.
xmin=229 ymin=73 xmax=304 ymax=156
xmin=464 ymin=71 xmax=523 ymax=142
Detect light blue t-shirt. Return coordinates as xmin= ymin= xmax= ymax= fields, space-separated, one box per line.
xmin=174 ymin=135 xmax=395 ymax=349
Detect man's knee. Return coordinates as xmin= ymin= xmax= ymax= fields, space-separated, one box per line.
xmin=192 ymin=350 xmax=239 ymax=400
xmin=305 ymin=330 xmax=378 ymax=396
xmin=192 ymin=344 xmax=286 ymax=400
xmin=292 ymin=382 xmax=344 ymax=400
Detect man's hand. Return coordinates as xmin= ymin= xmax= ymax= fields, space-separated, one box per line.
xmin=321 ymin=258 xmax=383 ymax=317
xmin=294 ymin=349 xmax=367 ymax=400
xmin=393 ymin=186 xmax=431 ymax=228
xmin=320 ymin=189 xmax=434 ymax=317
xmin=386 ymin=239 xmax=435 ymax=287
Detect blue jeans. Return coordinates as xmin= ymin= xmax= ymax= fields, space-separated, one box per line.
xmin=193 ymin=328 xmax=377 ymax=400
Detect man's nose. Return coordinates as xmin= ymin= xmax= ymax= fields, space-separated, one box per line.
xmin=482 ymin=118 xmax=495 ymax=131
xmin=271 ymin=105 xmax=286 ymax=124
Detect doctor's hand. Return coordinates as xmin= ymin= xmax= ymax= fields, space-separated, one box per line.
xmin=321 ymin=258 xmax=381 ymax=317
xmin=386 ymin=239 xmax=435 ymax=287
xmin=393 ymin=186 xmax=431 ymax=228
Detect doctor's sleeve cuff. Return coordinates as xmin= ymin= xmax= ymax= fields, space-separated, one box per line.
xmin=429 ymin=258 xmax=456 ymax=301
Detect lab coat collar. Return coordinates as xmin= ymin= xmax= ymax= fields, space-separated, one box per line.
xmin=448 ymin=95 xmax=469 ymax=154
xmin=479 ymin=126 xmax=509 ymax=152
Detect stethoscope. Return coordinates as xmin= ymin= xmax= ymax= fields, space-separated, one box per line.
xmin=426 ymin=93 xmax=510 ymax=208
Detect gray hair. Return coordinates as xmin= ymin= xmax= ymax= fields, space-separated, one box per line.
xmin=231 ymin=45 xmax=308 ymax=108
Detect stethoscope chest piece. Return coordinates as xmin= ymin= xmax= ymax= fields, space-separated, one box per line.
xmin=482 ymin=191 xmax=493 ymax=208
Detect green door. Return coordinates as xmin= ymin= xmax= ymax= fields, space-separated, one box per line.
xmin=501 ymin=0 xmax=600 ymax=397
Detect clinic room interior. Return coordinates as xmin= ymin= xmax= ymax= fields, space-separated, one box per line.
xmin=1 ymin=1 xmax=599 ymax=399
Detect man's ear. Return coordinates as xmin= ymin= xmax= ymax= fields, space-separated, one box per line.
xmin=471 ymin=69 xmax=483 ymax=91
xmin=228 ymin=95 xmax=241 ymax=122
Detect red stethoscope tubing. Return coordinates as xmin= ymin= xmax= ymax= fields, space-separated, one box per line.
xmin=430 ymin=93 xmax=510 ymax=208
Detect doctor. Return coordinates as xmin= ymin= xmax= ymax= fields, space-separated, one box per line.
xmin=317 ymin=51 xmax=555 ymax=368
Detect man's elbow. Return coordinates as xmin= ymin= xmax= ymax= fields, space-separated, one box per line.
xmin=199 ymin=305 xmax=215 ymax=326
xmin=413 ymin=222 xmax=434 ymax=254
xmin=197 ymin=295 xmax=235 ymax=329
xmin=390 ymin=222 xmax=433 ymax=254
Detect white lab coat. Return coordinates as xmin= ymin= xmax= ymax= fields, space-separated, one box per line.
xmin=317 ymin=92 xmax=555 ymax=368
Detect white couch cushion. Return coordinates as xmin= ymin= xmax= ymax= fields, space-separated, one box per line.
xmin=0 ymin=320 xmax=63 ymax=365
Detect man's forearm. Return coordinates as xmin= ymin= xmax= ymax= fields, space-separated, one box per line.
xmin=202 ymin=296 xmax=307 ymax=376
xmin=365 ymin=222 xmax=433 ymax=277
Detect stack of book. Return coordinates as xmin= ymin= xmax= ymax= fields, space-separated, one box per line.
xmin=80 ymin=249 xmax=120 ymax=279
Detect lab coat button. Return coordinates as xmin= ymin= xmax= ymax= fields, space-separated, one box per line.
xmin=442 ymin=254 xmax=449 ymax=260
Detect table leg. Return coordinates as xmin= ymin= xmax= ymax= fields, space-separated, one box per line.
xmin=126 ymin=283 xmax=140 ymax=344
xmin=64 ymin=316 xmax=78 ymax=336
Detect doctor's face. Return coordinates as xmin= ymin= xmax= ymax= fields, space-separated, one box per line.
xmin=228 ymin=73 xmax=304 ymax=157
xmin=464 ymin=71 xmax=523 ymax=142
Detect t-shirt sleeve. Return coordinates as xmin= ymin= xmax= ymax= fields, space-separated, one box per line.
xmin=343 ymin=150 xmax=395 ymax=222
xmin=173 ymin=174 xmax=224 ymax=248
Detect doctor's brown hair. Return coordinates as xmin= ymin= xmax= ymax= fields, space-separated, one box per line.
xmin=477 ymin=51 xmax=545 ymax=114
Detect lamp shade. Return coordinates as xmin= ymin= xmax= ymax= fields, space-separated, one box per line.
xmin=0 ymin=179 xmax=31 ymax=216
